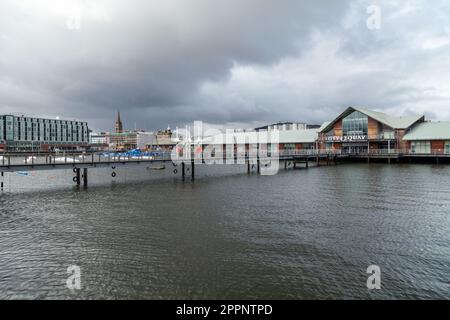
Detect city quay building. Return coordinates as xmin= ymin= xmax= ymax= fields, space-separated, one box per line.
xmin=317 ymin=107 xmax=450 ymax=155
xmin=197 ymin=106 xmax=450 ymax=160
xmin=0 ymin=115 xmax=89 ymax=152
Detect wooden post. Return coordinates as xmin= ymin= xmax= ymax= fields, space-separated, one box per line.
xmin=191 ymin=160 xmax=195 ymax=181
xmin=76 ymin=168 xmax=81 ymax=186
xmin=83 ymin=168 xmax=88 ymax=187
xmin=306 ymin=159 xmax=309 ymax=168
xmin=182 ymin=162 xmax=185 ymax=181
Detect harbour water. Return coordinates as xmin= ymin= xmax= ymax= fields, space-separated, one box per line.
xmin=0 ymin=163 xmax=449 ymax=299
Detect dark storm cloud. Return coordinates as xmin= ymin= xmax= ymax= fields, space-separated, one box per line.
xmin=1 ymin=0 xmax=450 ymax=131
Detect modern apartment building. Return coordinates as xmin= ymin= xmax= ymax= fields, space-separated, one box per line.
xmin=0 ymin=115 xmax=89 ymax=152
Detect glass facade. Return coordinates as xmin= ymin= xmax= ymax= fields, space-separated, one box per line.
xmin=342 ymin=111 xmax=368 ymax=136
xmin=411 ymin=141 xmax=431 ymax=154
xmin=0 ymin=115 xmax=89 ymax=151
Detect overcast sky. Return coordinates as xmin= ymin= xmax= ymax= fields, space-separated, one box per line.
xmin=1 ymin=0 xmax=450 ymax=132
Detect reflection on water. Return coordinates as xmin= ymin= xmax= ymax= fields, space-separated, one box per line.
xmin=0 ymin=163 xmax=449 ymax=299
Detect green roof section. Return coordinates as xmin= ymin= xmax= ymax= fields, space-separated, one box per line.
xmin=403 ymin=122 xmax=450 ymax=141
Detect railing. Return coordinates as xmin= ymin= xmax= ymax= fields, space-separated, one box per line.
xmin=0 ymin=151 xmax=173 ymax=167
xmin=1 ymin=148 xmax=450 ymax=168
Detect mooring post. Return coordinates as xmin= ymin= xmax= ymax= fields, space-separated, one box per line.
xmin=306 ymin=158 xmax=309 ymax=168
xmin=76 ymin=168 xmax=81 ymax=186
xmin=284 ymin=160 xmax=287 ymax=170
xmin=1 ymin=171 xmax=3 ymax=191
xmin=182 ymin=162 xmax=185 ymax=181
xmin=83 ymin=168 xmax=88 ymax=187
xmin=191 ymin=160 xmax=195 ymax=181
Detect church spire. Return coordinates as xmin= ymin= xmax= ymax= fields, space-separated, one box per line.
xmin=115 ymin=111 xmax=123 ymax=133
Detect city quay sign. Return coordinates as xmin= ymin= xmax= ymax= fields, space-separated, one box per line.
xmin=326 ymin=135 xmax=367 ymax=142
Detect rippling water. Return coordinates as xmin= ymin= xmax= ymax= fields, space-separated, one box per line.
xmin=0 ymin=163 xmax=449 ymax=299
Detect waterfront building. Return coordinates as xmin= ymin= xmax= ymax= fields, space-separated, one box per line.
xmin=192 ymin=107 xmax=450 ymax=158
xmin=107 ymin=112 xmax=154 ymax=151
xmin=318 ymin=107 xmax=425 ymax=154
xmin=136 ymin=132 xmax=156 ymax=150
xmin=194 ymin=126 xmax=320 ymax=160
xmin=108 ymin=130 xmax=156 ymax=151
xmin=403 ymin=122 xmax=450 ymax=154
xmin=109 ymin=131 xmax=138 ymax=151
xmin=89 ymin=132 xmax=110 ymax=151
xmin=0 ymin=115 xmax=89 ymax=152
xmin=146 ymin=128 xmax=177 ymax=151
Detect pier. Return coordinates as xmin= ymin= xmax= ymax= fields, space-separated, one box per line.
xmin=1 ymin=148 xmax=449 ymax=190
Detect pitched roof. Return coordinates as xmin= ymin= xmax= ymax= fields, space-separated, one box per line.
xmin=403 ymin=122 xmax=450 ymax=141
xmin=353 ymin=107 xmax=424 ymax=130
xmin=319 ymin=107 xmax=424 ymax=132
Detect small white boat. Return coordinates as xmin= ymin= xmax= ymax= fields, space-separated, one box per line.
xmin=131 ymin=155 xmax=154 ymax=160
xmin=54 ymin=157 xmax=80 ymax=163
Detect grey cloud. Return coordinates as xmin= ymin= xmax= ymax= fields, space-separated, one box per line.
xmin=0 ymin=0 xmax=449 ymax=131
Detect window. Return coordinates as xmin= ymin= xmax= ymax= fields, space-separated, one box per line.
xmin=445 ymin=142 xmax=450 ymax=154
xmin=342 ymin=111 xmax=368 ymax=136
xmin=411 ymin=141 xmax=431 ymax=154
xmin=284 ymin=144 xmax=296 ymax=150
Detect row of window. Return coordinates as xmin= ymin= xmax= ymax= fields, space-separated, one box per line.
xmin=342 ymin=111 xmax=368 ymax=136
xmin=0 ymin=116 xmax=88 ymax=143
xmin=411 ymin=141 xmax=450 ymax=154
